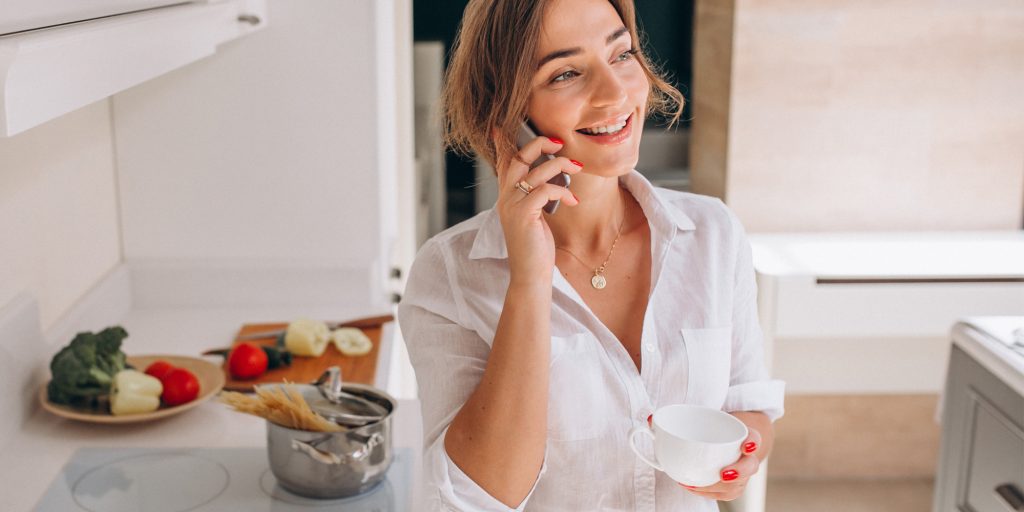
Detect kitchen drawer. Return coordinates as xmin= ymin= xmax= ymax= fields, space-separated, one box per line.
xmin=963 ymin=393 xmax=1024 ymax=512
xmin=766 ymin=276 xmax=1024 ymax=339
xmin=751 ymin=233 xmax=1024 ymax=340
xmin=934 ymin=345 xmax=1024 ymax=512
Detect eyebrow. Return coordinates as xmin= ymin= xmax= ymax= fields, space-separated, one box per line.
xmin=536 ymin=26 xmax=630 ymax=69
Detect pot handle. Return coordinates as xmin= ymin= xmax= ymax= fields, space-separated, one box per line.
xmin=291 ymin=432 xmax=385 ymax=465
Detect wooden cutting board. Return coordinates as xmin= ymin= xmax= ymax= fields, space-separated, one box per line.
xmin=218 ymin=316 xmax=391 ymax=392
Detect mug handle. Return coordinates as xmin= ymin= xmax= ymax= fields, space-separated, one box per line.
xmin=628 ymin=426 xmax=664 ymax=472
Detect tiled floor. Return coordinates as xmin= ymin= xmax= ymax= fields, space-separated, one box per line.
xmin=763 ymin=478 xmax=935 ymax=512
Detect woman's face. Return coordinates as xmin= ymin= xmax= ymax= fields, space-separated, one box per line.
xmin=527 ymin=0 xmax=649 ymax=177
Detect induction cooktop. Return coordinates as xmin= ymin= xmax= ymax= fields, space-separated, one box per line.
xmin=34 ymin=446 xmax=415 ymax=511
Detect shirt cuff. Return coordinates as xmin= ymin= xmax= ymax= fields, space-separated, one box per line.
xmin=427 ymin=427 xmax=548 ymax=511
xmin=722 ymin=379 xmax=786 ymax=422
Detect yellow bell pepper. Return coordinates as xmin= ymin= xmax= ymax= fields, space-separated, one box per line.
xmin=332 ymin=327 xmax=373 ymax=356
xmin=285 ymin=318 xmax=330 ymax=357
xmin=110 ymin=370 xmax=163 ymax=415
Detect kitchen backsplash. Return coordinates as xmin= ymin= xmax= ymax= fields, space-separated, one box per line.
xmin=0 ymin=100 xmax=122 ymax=330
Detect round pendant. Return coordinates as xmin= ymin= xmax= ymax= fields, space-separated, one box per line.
xmin=591 ymin=274 xmax=607 ymax=289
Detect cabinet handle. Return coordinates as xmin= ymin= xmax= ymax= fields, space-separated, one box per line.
xmin=995 ymin=483 xmax=1024 ymax=511
xmin=237 ymin=14 xmax=261 ymax=25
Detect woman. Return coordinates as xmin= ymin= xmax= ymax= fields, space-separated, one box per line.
xmin=397 ymin=0 xmax=785 ymax=509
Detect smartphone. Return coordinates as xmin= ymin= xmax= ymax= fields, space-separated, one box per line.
xmin=516 ymin=121 xmax=571 ymax=214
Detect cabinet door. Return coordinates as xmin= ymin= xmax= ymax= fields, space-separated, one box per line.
xmin=964 ymin=394 xmax=1024 ymax=512
xmin=934 ymin=345 xmax=1024 ymax=512
xmin=1 ymin=0 xmax=184 ymax=35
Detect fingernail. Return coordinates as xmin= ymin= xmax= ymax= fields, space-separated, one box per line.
xmin=572 ymin=192 xmax=579 ymax=202
xmin=569 ymin=159 xmax=583 ymax=167
xmin=646 ymin=414 xmax=652 ymax=423
xmin=743 ymin=442 xmax=757 ymax=453
xmin=721 ymin=469 xmax=739 ymax=481
xmin=548 ymin=137 xmax=564 ymax=144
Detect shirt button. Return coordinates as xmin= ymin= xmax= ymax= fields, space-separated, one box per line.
xmin=644 ymin=343 xmax=656 ymax=352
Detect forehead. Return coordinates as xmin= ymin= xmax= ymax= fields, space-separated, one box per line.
xmin=537 ymin=0 xmax=626 ymax=54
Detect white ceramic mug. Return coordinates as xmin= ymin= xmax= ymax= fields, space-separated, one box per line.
xmin=628 ymin=404 xmax=748 ymax=487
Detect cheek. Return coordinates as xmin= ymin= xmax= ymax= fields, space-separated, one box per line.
xmin=626 ymin=70 xmax=651 ymax=109
xmin=528 ymin=94 xmax=583 ymax=137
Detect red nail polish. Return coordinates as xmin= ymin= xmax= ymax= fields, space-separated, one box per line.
xmin=647 ymin=414 xmax=652 ymax=423
xmin=743 ymin=442 xmax=757 ymax=453
xmin=572 ymin=192 xmax=579 ymax=202
xmin=721 ymin=469 xmax=739 ymax=481
xmin=548 ymin=137 xmax=564 ymax=145
xmin=570 ymin=159 xmax=583 ymax=167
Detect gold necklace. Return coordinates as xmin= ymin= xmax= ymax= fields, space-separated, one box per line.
xmin=555 ymin=193 xmax=627 ymax=290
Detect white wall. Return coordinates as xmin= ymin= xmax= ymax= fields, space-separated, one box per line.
xmin=113 ymin=0 xmax=387 ymax=271
xmin=0 ymin=101 xmax=121 ymax=329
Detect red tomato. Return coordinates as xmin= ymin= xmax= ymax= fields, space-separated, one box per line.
xmin=144 ymin=360 xmax=175 ymax=381
xmin=162 ymin=368 xmax=200 ymax=406
xmin=228 ymin=343 xmax=268 ymax=380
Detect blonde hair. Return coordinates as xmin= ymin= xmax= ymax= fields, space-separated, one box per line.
xmin=440 ymin=0 xmax=685 ymax=171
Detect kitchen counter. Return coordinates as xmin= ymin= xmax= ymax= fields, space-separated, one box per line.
xmin=0 ymin=301 xmax=424 ymax=511
xmin=950 ymin=316 xmax=1024 ymax=397
xmin=934 ymin=316 xmax=1024 ymax=511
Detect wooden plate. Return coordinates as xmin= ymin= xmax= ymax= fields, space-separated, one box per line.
xmin=39 ymin=355 xmax=225 ymax=424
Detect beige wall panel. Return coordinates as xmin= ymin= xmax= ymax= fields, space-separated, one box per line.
xmin=689 ymin=0 xmax=735 ymax=200
xmin=720 ymin=0 xmax=1024 ymax=232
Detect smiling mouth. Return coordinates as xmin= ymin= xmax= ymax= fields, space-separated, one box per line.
xmin=576 ymin=113 xmax=632 ymax=135
xmin=574 ymin=113 xmax=634 ymax=145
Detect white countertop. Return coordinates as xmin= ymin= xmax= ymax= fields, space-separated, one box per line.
xmin=749 ymin=231 xmax=1024 ymax=279
xmin=952 ymin=316 xmax=1024 ymax=398
xmin=0 ymin=304 xmax=423 ymax=512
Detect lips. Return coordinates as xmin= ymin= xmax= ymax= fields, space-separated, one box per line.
xmin=575 ymin=113 xmax=634 ymax=145
xmin=576 ymin=113 xmax=631 ymax=135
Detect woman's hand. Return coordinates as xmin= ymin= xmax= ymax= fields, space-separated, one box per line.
xmin=493 ymin=132 xmax=582 ymax=286
xmin=679 ymin=427 xmax=763 ymax=501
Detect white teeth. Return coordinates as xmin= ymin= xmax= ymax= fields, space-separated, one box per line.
xmin=580 ymin=121 xmax=626 ymax=135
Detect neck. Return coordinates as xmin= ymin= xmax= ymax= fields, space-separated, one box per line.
xmin=546 ymin=172 xmax=629 ymax=257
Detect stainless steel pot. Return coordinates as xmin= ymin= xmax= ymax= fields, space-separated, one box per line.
xmin=265 ymin=382 xmax=397 ymax=499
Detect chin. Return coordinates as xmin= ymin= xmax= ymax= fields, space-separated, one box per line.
xmin=582 ymin=154 xmax=640 ymax=178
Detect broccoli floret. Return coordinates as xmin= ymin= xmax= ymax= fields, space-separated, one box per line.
xmin=47 ymin=326 xmax=129 ymax=406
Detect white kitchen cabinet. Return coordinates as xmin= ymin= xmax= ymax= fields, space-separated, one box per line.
xmin=750 ymin=232 xmax=1024 ymax=394
xmin=0 ymin=0 xmax=186 ymax=35
xmin=934 ymin=319 xmax=1024 ymax=512
xmin=0 ymin=0 xmax=268 ymax=137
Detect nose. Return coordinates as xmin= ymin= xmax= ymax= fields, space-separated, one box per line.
xmin=589 ymin=63 xmax=628 ymax=110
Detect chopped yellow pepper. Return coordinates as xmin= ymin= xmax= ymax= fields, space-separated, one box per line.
xmin=110 ymin=370 xmax=163 ymax=415
xmin=285 ymin=318 xmax=330 ymax=357
xmin=332 ymin=327 xmax=373 ymax=356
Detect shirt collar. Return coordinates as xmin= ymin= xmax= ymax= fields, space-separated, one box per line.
xmin=468 ymin=170 xmax=696 ymax=261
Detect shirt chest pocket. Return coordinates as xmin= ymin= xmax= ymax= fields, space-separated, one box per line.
xmin=547 ymin=333 xmax=615 ymax=442
xmin=681 ymin=326 xmax=733 ymax=408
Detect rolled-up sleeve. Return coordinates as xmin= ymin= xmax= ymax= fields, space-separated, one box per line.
xmin=721 ymin=208 xmax=786 ymax=422
xmin=398 ymin=241 xmax=547 ymax=511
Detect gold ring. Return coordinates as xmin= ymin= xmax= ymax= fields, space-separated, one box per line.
xmin=514 ymin=180 xmax=534 ymax=194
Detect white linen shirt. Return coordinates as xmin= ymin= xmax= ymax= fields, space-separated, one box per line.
xmin=398 ymin=170 xmax=786 ymax=511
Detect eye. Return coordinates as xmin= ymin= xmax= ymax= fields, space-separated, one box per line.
xmin=616 ymin=48 xmax=639 ymax=62
xmin=551 ymin=70 xmax=580 ymax=84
